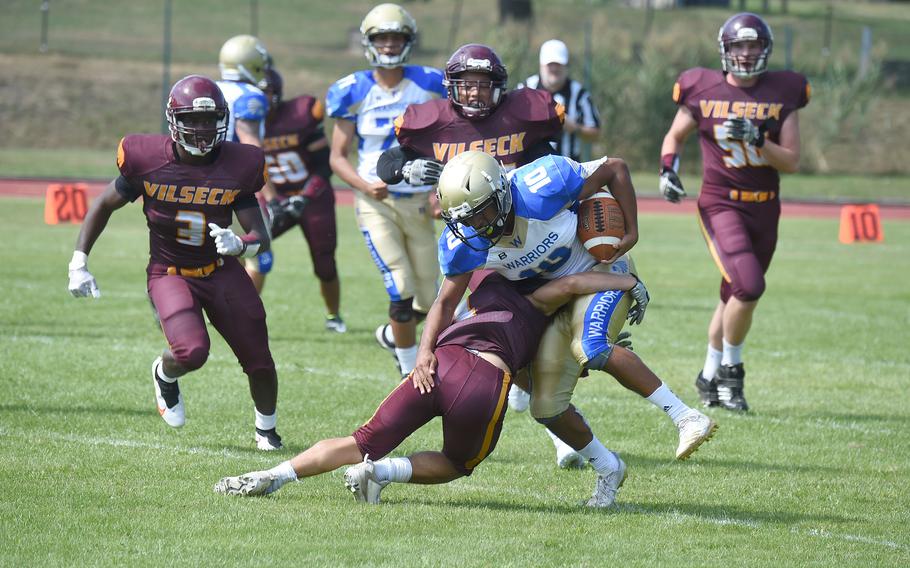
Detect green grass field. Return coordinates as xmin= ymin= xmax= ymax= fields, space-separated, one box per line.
xmin=1 ymin=196 xmax=908 ymax=565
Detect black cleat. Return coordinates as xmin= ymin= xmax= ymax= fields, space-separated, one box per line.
xmin=716 ymin=363 xmax=749 ymax=412
xmin=695 ymin=371 xmax=720 ymax=407
xmin=255 ymin=428 xmax=283 ymax=451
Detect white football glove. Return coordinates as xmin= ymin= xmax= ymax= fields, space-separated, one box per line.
xmin=659 ymin=168 xmax=686 ymax=204
xmin=208 ymin=223 xmax=245 ymax=256
xmin=723 ymin=116 xmax=764 ymax=147
xmin=402 ymin=158 xmax=444 ymax=186
xmin=68 ymin=251 xmax=100 ymax=298
xmin=627 ymin=277 xmax=650 ymax=325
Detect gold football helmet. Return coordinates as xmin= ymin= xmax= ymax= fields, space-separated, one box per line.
xmin=437 ymin=151 xmax=512 ymax=250
xmin=219 ymin=35 xmax=270 ymax=89
xmin=360 ymin=3 xmax=417 ymax=68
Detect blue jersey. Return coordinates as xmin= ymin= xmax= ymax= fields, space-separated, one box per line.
xmin=216 ymin=80 xmax=269 ymax=141
xmin=326 ymin=65 xmax=445 ymax=193
xmin=439 ymin=155 xmax=597 ymax=279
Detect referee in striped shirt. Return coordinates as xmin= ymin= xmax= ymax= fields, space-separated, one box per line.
xmin=518 ymin=39 xmax=601 ymax=162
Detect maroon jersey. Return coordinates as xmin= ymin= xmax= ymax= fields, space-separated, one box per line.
xmin=436 ymin=273 xmax=549 ymax=373
xmin=394 ymin=88 xmax=564 ymax=169
xmin=116 ymin=134 xmax=265 ymax=267
xmin=673 ymin=68 xmax=810 ymax=196
xmin=262 ymin=95 xmax=330 ymax=197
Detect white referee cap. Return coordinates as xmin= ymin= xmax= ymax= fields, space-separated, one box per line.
xmin=539 ymin=39 xmax=569 ymax=65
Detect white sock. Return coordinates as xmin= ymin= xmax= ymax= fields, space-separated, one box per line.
xmin=703 ymin=344 xmax=722 ymax=380
xmin=155 ymin=359 xmax=178 ymax=383
xmin=372 ymin=457 xmax=412 ymax=483
xmin=721 ymin=339 xmax=744 ymax=366
xmin=395 ymin=346 xmax=418 ymax=375
xmin=576 ymin=437 xmax=620 ymax=475
xmin=383 ymin=324 xmax=395 ymax=345
xmin=266 ymin=460 xmax=297 ymax=489
xmin=646 ymin=382 xmax=691 ymax=425
xmin=255 ymin=409 xmax=277 ymax=431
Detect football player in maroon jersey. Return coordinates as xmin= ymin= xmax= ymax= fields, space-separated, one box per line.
xmin=377 ymin=42 xmax=564 ymax=188
xmin=260 ymin=68 xmax=345 ymax=333
xmin=67 ymin=75 xmax=284 ymax=450
xmin=215 ymin=269 xmax=640 ymax=508
xmin=659 ymin=13 xmax=810 ymax=411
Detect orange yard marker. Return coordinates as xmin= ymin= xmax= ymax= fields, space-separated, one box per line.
xmin=44 ymin=183 xmax=89 ymax=225
xmin=839 ymin=204 xmax=884 ymax=244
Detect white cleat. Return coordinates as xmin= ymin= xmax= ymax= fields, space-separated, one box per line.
xmin=675 ymin=409 xmax=718 ymax=460
xmin=214 ymin=471 xmax=279 ymax=496
xmin=343 ymin=456 xmax=389 ymax=504
xmin=152 ymin=356 xmax=184 ymax=428
xmin=585 ymin=452 xmax=627 ymax=508
xmin=507 ymin=384 xmax=531 ymax=413
xmin=325 ymin=315 xmax=347 ymax=333
xmin=548 ymin=430 xmax=587 ymax=469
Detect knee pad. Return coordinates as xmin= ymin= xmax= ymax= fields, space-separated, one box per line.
xmin=733 ymin=277 xmax=766 ymax=302
xmin=389 ymin=298 xmax=415 ymax=323
xmin=175 ymin=345 xmax=209 ymax=372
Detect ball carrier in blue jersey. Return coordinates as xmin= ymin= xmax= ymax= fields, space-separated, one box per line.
xmin=414 ymin=151 xmax=717 ymax=481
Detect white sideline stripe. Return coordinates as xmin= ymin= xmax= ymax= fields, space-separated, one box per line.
xmin=0 ymin=426 xmax=272 ymax=462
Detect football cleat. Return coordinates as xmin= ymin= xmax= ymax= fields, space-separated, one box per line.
xmin=213 ymin=471 xmax=279 ymax=496
xmin=585 ymin=452 xmax=626 ymax=508
xmin=675 ymin=409 xmax=718 ymax=460
xmin=343 ymin=456 xmax=389 ymax=504
xmin=550 ymin=433 xmax=587 ymax=470
xmin=255 ymin=428 xmax=283 ymax=451
xmin=152 ymin=356 xmax=185 ymax=428
xmin=695 ymin=371 xmax=720 ymax=407
xmin=716 ymin=363 xmax=749 ymax=412
xmin=507 ymin=384 xmax=531 ymax=413
xmin=325 ymin=314 xmax=347 ymax=334
xmin=374 ymin=324 xmax=403 ymax=376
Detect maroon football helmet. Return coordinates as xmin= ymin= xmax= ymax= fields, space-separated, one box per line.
xmin=165 ymin=75 xmax=229 ymax=156
xmin=264 ymin=68 xmax=283 ymax=109
xmin=718 ymin=12 xmax=773 ymax=79
xmin=444 ymin=44 xmax=508 ymax=119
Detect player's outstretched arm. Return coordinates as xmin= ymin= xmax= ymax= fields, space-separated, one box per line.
xmin=68 ymin=179 xmax=130 ymax=298
xmin=412 ymin=273 xmax=471 ymax=394
xmin=527 ymin=271 xmax=637 ymax=316
xmin=659 ymin=107 xmax=697 ymax=204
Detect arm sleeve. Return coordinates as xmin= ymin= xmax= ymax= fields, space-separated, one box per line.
xmin=376 ymin=145 xmax=424 ymax=185
xmin=114 ymin=175 xmax=141 ymax=202
xmin=232 ymin=193 xmax=259 ymax=211
xmin=523 ymin=138 xmax=557 ymax=163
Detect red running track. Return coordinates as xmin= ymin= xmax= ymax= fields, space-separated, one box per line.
xmin=1 ymin=177 xmax=908 ymax=220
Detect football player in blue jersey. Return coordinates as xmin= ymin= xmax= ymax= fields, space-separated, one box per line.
xmin=216 ymin=34 xmax=280 ymax=292
xmin=413 ymin=151 xmax=717 ymax=486
xmin=326 ymin=3 xmax=447 ymax=377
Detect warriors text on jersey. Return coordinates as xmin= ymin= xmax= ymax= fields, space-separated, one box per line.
xmin=395 ymin=88 xmax=564 ymax=169
xmin=439 ymin=155 xmax=595 ymax=279
xmin=263 ymin=95 xmax=328 ymax=196
xmin=326 ymin=66 xmax=446 ymax=193
xmin=115 ymin=134 xmax=265 ymax=267
xmin=673 ymin=68 xmax=810 ymax=196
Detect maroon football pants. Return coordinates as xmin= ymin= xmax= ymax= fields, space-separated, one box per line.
xmin=353 ymin=345 xmax=512 ymax=476
xmin=147 ymin=257 xmax=275 ymax=375
xmin=272 ymin=187 xmax=338 ymax=282
xmin=697 ymin=193 xmax=780 ymax=303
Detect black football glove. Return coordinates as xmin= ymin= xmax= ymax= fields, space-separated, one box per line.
xmin=267 ymin=196 xmax=308 ymax=238
xmin=402 ymin=158 xmax=444 ymax=186
xmin=659 ymin=168 xmax=686 ymax=203
xmin=722 ymin=116 xmax=766 ymax=147
xmin=615 ymin=330 xmax=633 ymax=351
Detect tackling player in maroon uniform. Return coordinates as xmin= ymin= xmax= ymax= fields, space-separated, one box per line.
xmin=215 ymin=269 xmax=639 ymax=507
xmin=659 ymin=13 xmax=810 ymax=411
xmin=67 ymin=75 xmax=284 ymax=450
xmin=260 ymin=68 xmax=345 ymax=333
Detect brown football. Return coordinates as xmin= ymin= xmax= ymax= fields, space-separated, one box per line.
xmin=577 ymin=192 xmax=625 ymax=262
